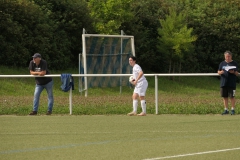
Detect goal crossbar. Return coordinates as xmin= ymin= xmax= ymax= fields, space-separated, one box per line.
xmin=83 ymin=34 xmax=134 ymax=38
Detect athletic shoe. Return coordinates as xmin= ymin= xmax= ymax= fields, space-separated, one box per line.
xmin=29 ymin=111 xmax=37 ymax=115
xmin=221 ymin=110 xmax=229 ymax=115
xmin=127 ymin=112 xmax=137 ymax=116
xmin=231 ymin=110 xmax=235 ymax=115
xmin=137 ymin=112 xmax=146 ymax=116
xmin=46 ymin=111 xmax=52 ymax=115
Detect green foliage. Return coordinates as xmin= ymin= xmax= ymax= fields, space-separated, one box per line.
xmin=0 ymin=0 xmax=43 ymax=66
xmin=88 ymin=0 xmax=134 ymax=34
xmin=2 ymin=0 xmax=240 ymax=73
xmin=157 ymin=8 xmax=197 ymax=73
xmin=33 ymin=0 xmax=94 ymax=67
xmin=177 ymin=0 xmax=240 ymax=72
xmin=0 ymin=0 xmax=93 ymax=70
xmin=120 ymin=0 xmax=166 ymax=72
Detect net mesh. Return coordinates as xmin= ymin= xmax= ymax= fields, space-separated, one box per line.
xmin=80 ymin=36 xmax=134 ymax=89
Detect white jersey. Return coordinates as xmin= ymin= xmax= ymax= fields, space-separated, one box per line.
xmin=133 ymin=64 xmax=146 ymax=83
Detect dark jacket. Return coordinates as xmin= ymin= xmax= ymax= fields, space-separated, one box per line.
xmin=61 ymin=74 xmax=74 ymax=92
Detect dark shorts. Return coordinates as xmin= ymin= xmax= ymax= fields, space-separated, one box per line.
xmin=220 ymin=87 xmax=236 ymax=98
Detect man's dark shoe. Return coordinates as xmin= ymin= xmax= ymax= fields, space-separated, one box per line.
xmin=46 ymin=111 xmax=52 ymax=115
xmin=222 ymin=110 xmax=229 ymax=115
xmin=231 ymin=110 xmax=235 ymax=115
xmin=29 ymin=111 xmax=37 ymax=115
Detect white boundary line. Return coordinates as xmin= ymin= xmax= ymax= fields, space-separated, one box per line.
xmin=143 ymin=147 xmax=240 ymax=160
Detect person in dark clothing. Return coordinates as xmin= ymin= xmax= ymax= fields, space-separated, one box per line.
xmin=218 ymin=51 xmax=238 ymax=115
xmin=28 ymin=53 xmax=54 ymax=115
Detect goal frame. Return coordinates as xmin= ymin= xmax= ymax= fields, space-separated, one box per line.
xmin=81 ymin=31 xmax=135 ymax=97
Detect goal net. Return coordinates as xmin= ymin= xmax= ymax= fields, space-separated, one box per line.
xmin=79 ymin=33 xmax=135 ymax=94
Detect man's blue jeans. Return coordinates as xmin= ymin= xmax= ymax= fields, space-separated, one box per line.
xmin=33 ymin=80 xmax=54 ymax=112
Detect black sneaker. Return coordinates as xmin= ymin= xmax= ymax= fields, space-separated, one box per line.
xmin=222 ymin=110 xmax=229 ymax=115
xmin=29 ymin=111 xmax=37 ymax=115
xmin=46 ymin=111 xmax=52 ymax=115
xmin=231 ymin=110 xmax=235 ymax=115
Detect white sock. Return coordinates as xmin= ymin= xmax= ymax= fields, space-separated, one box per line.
xmin=133 ymin=100 xmax=138 ymax=113
xmin=141 ymin=100 xmax=146 ymax=113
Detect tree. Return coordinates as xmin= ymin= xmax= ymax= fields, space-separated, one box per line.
xmin=33 ymin=0 xmax=95 ymax=68
xmin=157 ymin=8 xmax=197 ymax=73
xmin=0 ymin=0 xmax=94 ymax=69
xmin=176 ymin=0 xmax=240 ymax=72
xmin=0 ymin=0 xmax=55 ymax=67
xmin=88 ymin=0 xmax=134 ymax=34
xmin=120 ymin=0 xmax=168 ymax=72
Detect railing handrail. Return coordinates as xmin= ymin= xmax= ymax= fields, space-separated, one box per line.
xmin=0 ymin=73 xmax=222 ymax=115
xmin=0 ymin=73 xmax=220 ymax=78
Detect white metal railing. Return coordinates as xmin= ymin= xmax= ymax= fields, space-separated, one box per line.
xmin=0 ymin=73 xmax=220 ymax=115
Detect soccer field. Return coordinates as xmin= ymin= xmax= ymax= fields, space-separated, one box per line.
xmin=0 ymin=115 xmax=240 ymax=160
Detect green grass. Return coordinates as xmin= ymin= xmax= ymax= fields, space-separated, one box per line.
xmin=0 ymin=65 xmax=239 ymax=115
xmin=0 ymin=115 xmax=240 ymax=160
xmin=1 ymin=66 xmax=240 ymax=159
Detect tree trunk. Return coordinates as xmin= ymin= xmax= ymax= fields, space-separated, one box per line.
xmin=178 ymin=61 xmax=182 ymax=81
xmin=168 ymin=59 xmax=172 ymax=74
xmin=172 ymin=62 xmax=175 ymax=81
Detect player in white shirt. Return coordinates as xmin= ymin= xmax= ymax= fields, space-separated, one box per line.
xmin=128 ymin=56 xmax=148 ymax=116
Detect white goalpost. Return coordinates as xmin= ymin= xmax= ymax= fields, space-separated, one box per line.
xmin=80 ymin=29 xmax=135 ymax=97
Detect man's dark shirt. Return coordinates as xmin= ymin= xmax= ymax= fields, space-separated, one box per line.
xmin=29 ymin=59 xmax=52 ymax=85
xmin=218 ymin=60 xmax=238 ymax=89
